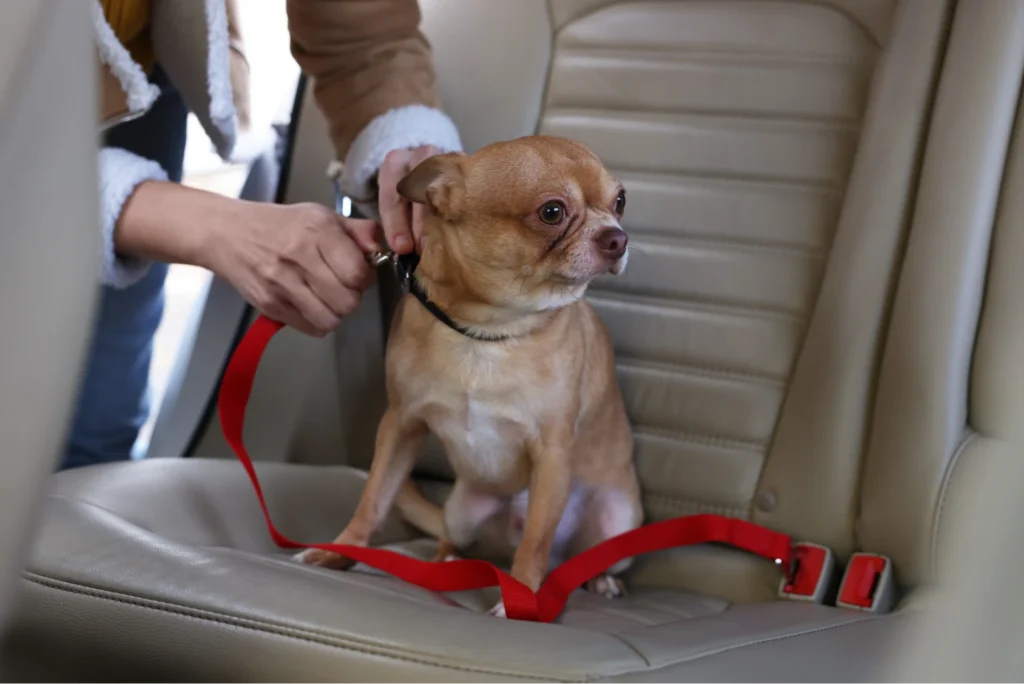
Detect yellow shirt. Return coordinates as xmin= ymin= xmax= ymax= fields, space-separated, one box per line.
xmin=101 ymin=0 xmax=155 ymax=74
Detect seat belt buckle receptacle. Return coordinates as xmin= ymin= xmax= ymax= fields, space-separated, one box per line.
xmin=836 ymin=552 xmax=895 ymax=613
xmin=778 ymin=542 xmax=836 ymax=603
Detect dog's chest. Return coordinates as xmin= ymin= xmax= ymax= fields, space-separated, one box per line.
xmin=402 ymin=344 xmax=556 ymax=485
xmin=443 ymin=395 xmax=522 ymax=479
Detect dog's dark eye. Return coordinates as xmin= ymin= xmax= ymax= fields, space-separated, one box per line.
xmin=538 ymin=201 xmax=565 ymax=225
xmin=613 ymin=190 xmax=626 ymax=216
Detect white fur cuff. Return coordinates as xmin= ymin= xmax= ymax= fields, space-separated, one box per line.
xmin=91 ymin=1 xmax=160 ymax=117
xmin=99 ymin=148 xmax=169 ymax=289
xmin=202 ymin=0 xmax=238 ymax=157
xmin=339 ymin=105 xmax=463 ymax=213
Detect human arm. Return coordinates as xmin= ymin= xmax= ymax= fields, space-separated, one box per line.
xmin=108 ymin=168 xmax=381 ymax=337
xmin=286 ymin=0 xmax=462 ymax=253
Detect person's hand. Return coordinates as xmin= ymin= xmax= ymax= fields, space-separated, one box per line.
xmin=209 ymin=201 xmax=381 ymax=336
xmin=377 ymin=144 xmax=442 ymax=254
xmin=113 ymin=182 xmax=382 ymax=337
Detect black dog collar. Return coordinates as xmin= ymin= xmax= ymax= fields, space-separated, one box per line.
xmin=373 ymin=251 xmax=510 ymax=342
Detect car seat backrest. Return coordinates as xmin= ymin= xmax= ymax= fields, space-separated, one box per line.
xmin=399 ymin=0 xmax=950 ymax=601
xmin=858 ymin=0 xmax=1024 ymax=585
xmin=0 ymin=2 xmax=99 ymax=633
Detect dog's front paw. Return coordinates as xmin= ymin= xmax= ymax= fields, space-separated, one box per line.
xmin=292 ymin=548 xmax=357 ymax=570
xmin=585 ymin=574 xmax=626 ymax=599
xmin=487 ymin=601 xmax=508 ymax=618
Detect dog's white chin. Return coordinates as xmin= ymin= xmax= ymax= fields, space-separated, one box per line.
xmin=532 ymin=282 xmax=588 ymax=312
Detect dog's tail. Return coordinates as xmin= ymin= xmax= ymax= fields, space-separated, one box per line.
xmin=394 ymin=479 xmax=446 ymax=540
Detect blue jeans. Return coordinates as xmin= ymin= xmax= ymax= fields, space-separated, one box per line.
xmin=61 ymin=66 xmax=187 ymax=470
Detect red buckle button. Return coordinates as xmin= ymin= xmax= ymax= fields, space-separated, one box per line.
xmin=778 ymin=542 xmax=836 ymax=603
xmin=836 ymin=553 xmax=895 ymax=613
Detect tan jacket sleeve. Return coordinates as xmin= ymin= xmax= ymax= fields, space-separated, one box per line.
xmin=286 ymin=0 xmax=462 ymax=204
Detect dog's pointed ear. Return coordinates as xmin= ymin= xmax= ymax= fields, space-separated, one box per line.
xmin=397 ymin=153 xmax=465 ymax=217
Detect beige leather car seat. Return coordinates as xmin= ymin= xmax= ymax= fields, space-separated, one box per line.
xmin=0 ymin=0 xmax=100 ymax=641
xmin=4 ymin=0 xmax=1024 ymax=681
xmin=888 ymin=442 xmax=1024 ymax=682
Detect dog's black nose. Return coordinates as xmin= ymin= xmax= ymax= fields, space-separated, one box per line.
xmin=596 ymin=227 xmax=628 ymax=259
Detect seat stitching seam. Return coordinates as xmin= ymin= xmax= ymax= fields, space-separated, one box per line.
xmin=47 ymin=493 xmax=156 ymax=533
xmin=586 ymin=285 xmax=807 ymax=320
xmin=596 ymin=630 xmax=651 ymax=668
xmin=930 ymin=430 xmax=978 ymax=575
xmin=550 ymin=7 xmax=881 ymax=68
xmin=615 ymin=355 xmax=788 ymax=386
xmin=621 ymin=229 xmax=831 ymax=259
xmin=604 ymin=613 xmax=886 ymax=677
xmin=586 ymin=289 xmax=802 ymax=323
xmin=598 ymin=602 xmax=663 ymax=625
xmin=632 ymin=425 xmax=766 ymax=451
xmin=21 ymin=573 xmax=889 ymax=681
xmin=21 ymin=573 xmax=579 ymax=682
xmin=641 ymin=492 xmax=747 ymax=518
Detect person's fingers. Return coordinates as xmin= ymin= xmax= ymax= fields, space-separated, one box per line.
xmin=276 ymin=307 xmax=321 ymax=338
xmin=379 ymin=152 xmax=414 ymax=254
xmin=257 ymin=294 xmax=319 ymax=337
xmin=343 ymin=217 xmax=383 ymax=254
xmin=271 ymin=266 xmax=340 ymax=336
xmin=304 ymin=251 xmax=362 ymax=319
xmin=413 ymin=145 xmax=442 ymax=164
xmin=319 ymin=230 xmax=376 ymax=291
xmin=412 ymin=202 xmax=429 ymax=252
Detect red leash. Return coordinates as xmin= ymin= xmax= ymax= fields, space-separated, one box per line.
xmin=218 ymin=314 xmax=796 ymax=622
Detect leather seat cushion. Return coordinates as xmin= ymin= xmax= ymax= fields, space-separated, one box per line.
xmin=5 ymin=460 xmax=904 ymax=681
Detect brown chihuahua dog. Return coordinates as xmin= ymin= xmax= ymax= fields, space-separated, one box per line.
xmin=296 ymin=136 xmax=642 ymax=616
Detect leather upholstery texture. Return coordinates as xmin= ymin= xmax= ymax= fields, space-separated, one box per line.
xmin=0 ymin=0 xmax=99 ymax=638
xmin=6 ymin=0 xmax=1024 ymax=681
